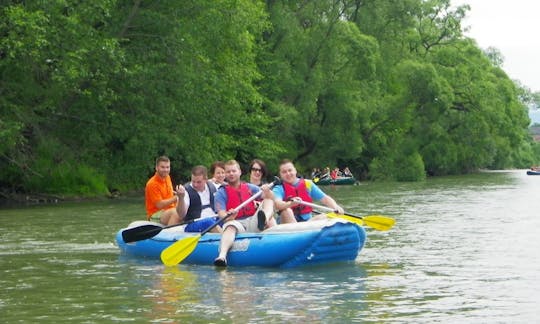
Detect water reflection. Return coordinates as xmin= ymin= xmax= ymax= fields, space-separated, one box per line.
xmin=127 ymin=261 xmax=370 ymax=322
xmin=144 ymin=266 xmax=202 ymax=322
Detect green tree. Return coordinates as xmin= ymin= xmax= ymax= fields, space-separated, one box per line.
xmin=260 ymin=0 xmax=379 ymax=172
xmin=0 ymin=1 xmax=122 ymax=194
xmin=1 ymin=0 xmax=538 ymax=198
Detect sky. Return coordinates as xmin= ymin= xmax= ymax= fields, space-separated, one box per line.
xmin=451 ymin=0 xmax=540 ymax=92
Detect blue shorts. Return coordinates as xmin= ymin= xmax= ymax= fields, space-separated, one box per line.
xmin=295 ymin=213 xmax=312 ymax=222
xmin=185 ymin=217 xmax=220 ymax=232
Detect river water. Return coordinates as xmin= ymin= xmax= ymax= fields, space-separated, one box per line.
xmin=1 ymin=170 xmax=539 ymax=323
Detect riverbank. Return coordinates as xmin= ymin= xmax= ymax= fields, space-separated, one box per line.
xmin=0 ymin=189 xmax=144 ymax=208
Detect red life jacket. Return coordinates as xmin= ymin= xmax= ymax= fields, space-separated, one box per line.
xmin=282 ymin=179 xmax=313 ymax=216
xmin=224 ymin=182 xmax=257 ymax=219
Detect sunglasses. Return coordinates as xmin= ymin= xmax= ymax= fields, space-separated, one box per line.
xmin=251 ymin=167 xmax=262 ymax=173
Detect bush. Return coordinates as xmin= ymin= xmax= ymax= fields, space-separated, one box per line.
xmin=368 ymin=156 xmax=395 ymax=181
xmin=395 ymin=152 xmax=426 ymax=182
xmin=22 ymin=140 xmax=109 ymax=196
xmin=25 ymin=162 xmax=108 ymax=196
xmin=368 ymin=152 xmax=426 ymax=182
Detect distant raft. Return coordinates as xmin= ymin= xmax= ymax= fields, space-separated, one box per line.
xmin=313 ymin=176 xmax=357 ymax=185
xmin=116 ymin=218 xmax=366 ymax=268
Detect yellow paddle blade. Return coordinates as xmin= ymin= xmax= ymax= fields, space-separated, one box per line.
xmin=327 ymin=212 xmax=395 ymax=231
xmin=160 ymin=235 xmax=201 ymax=266
xmin=326 ymin=212 xmax=364 ymax=226
xmin=362 ymin=215 xmax=395 ymax=231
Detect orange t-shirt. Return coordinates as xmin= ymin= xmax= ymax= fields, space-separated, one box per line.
xmin=145 ymin=173 xmax=176 ymax=217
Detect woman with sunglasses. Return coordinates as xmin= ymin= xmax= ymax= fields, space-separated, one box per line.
xmin=248 ymin=159 xmax=268 ymax=187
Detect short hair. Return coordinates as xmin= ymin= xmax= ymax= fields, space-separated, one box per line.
xmin=155 ymin=156 xmax=170 ymax=166
xmin=191 ymin=165 xmax=208 ymax=178
xmin=210 ymin=161 xmax=225 ymax=174
xmin=225 ymin=159 xmax=241 ymax=169
xmin=225 ymin=159 xmax=240 ymax=166
xmin=279 ymin=159 xmax=293 ymax=167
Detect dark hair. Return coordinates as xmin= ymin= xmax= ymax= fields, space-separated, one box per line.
xmin=191 ymin=165 xmax=208 ymax=178
xmin=249 ymin=159 xmax=267 ymax=177
xmin=210 ymin=161 xmax=225 ymax=175
xmin=279 ymin=159 xmax=293 ymax=167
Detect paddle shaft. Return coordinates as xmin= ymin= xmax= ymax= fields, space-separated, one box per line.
xmin=298 ymin=200 xmax=395 ymax=231
xmin=121 ymin=219 xmax=196 ymax=243
xmin=296 ymin=200 xmax=357 ymax=218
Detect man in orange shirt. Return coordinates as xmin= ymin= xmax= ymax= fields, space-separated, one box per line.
xmin=145 ymin=156 xmax=181 ymax=226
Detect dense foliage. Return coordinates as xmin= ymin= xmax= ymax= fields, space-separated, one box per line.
xmin=1 ymin=0 xmax=539 ymax=196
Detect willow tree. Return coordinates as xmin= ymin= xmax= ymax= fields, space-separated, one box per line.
xmin=346 ymin=0 xmax=532 ymax=178
xmin=259 ymin=0 xmax=379 ymax=173
xmin=420 ymin=37 xmax=531 ymax=172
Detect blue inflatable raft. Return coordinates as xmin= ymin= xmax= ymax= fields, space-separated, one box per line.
xmin=116 ymin=219 xmax=366 ymax=268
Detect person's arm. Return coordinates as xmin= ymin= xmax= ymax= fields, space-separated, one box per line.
xmin=148 ymin=183 xmax=178 ymax=210
xmin=274 ymin=198 xmax=290 ymax=211
xmin=156 ymin=196 xmax=177 ymax=209
xmin=274 ymin=193 xmax=298 ymax=211
xmin=272 ymin=185 xmax=303 ymax=212
xmin=309 ymin=180 xmax=344 ymax=214
xmin=259 ymin=183 xmax=274 ymax=200
xmin=174 ymin=185 xmax=187 ymax=221
xmin=214 ymin=188 xmax=237 ymax=219
xmin=277 ymin=198 xmax=302 ymax=212
xmin=320 ymin=195 xmax=344 ymax=214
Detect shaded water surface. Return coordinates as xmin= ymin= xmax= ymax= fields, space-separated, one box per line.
xmin=1 ymin=170 xmax=539 ymax=322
